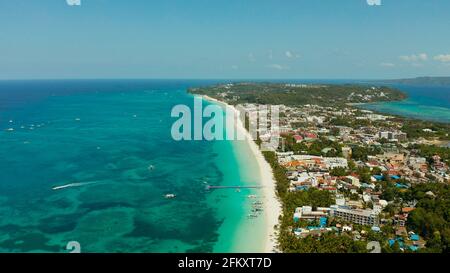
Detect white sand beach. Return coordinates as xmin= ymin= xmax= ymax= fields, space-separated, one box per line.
xmin=201 ymin=95 xmax=282 ymax=253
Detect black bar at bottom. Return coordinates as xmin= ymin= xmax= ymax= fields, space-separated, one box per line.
xmin=0 ymin=253 xmax=445 ymax=272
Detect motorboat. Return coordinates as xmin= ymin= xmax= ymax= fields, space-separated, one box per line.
xmin=164 ymin=193 xmax=176 ymax=199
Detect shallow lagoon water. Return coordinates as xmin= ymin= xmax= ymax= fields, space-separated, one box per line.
xmin=361 ymin=84 xmax=450 ymax=123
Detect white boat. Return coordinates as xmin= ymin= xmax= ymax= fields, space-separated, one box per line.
xmin=164 ymin=194 xmax=176 ymax=199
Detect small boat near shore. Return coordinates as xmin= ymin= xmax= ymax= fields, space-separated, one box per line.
xmin=252 ymin=208 xmax=263 ymax=212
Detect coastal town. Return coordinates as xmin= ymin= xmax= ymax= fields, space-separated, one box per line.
xmin=191 ymin=83 xmax=450 ymax=253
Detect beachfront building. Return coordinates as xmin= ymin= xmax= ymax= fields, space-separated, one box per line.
xmin=293 ymin=206 xmax=329 ymax=222
xmin=330 ymin=206 xmax=379 ymax=226
xmin=294 ymin=205 xmax=380 ymax=226
xmin=279 ymin=154 xmax=347 ymax=172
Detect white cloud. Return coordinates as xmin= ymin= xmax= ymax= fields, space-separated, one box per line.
xmin=266 ymin=64 xmax=290 ymax=70
xmin=434 ymin=54 xmax=450 ymax=63
xmin=285 ymin=51 xmax=300 ymax=59
xmin=399 ymin=53 xmax=428 ymax=62
xmin=418 ymin=53 xmax=428 ymax=61
xmin=380 ymin=62 xmax=395 ymax=67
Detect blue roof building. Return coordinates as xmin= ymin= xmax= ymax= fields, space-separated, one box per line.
xmin=296 ymin=185 xmax=309 ymax=191
xmin=395 ymin=183 xmax=409 ymax=189
xmin=373 ymin=175 xmax=383 ymax=181
xmin=409 ymin=245 xmax=419 ymax=252
xmin=373 ymin=175 xmax=402 ymax=181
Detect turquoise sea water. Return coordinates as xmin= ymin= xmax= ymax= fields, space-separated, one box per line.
xmin=0 ymin=80 xmax=266 ymax=253
xmin=360 ymin=84 xmax=450 ymax=123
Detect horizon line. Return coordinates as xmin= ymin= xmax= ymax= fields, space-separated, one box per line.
xmin=0 ymin=76 xmax=447 ymax=82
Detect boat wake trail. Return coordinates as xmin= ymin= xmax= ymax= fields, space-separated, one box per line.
xmin=52 ymin=181 xmax=98 ymax=191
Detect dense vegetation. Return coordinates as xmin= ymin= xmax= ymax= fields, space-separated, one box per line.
xmin=405 ymin=184 xmax=450 ymax=253
xmin=400 ymin=119 xmax=450 ymax=141
xmin=283 ymin=135 xmax=343 ymax=157
xmin=371 ymin=178 xmax=450 ymax=253
xmin=412 ymin=144 xmax=450 ymax=165
xmin=189 ymin=83 xmax=406 ymax=106
xmin=279 ymin=232 xmax=367 ymax=253
xmin=376 ymin=182 xmax=450 ymax=253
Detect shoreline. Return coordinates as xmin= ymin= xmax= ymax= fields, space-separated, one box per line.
xmin=200 ymin=95 xmax=282 ymax=253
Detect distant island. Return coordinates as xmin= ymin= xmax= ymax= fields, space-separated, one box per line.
xmin=188 ymin=83 xmax=407 ymax=107
xmin=378 ymin=76 xmax=450 ymax=86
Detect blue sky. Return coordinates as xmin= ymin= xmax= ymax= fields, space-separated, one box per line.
xmin=0 ymin=0 xmax=449 ymax=79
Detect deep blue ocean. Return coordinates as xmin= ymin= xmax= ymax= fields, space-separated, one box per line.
xmin=0 ymin=80 xmax=266 ymax=253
